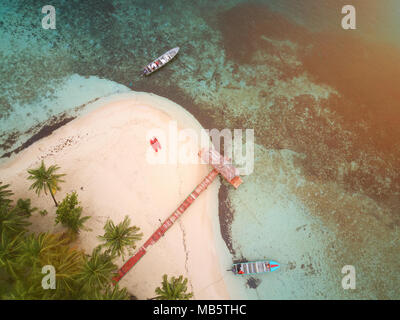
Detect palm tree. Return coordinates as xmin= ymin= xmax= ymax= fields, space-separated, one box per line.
xmin=98 ymin=215 xmax=143 ymax=260
xmin=153 ymin=274 xmax=194 ymax=300
xmin=40 ymin=235 xmax=85 ymax=293
xmin=15 ymin=198 xmax=37 ymax=216
xmin=0 ymin=231 xmax=23 ymax=278
xmin=0 ymin=203 xmax=31 ymax=237
xmin=18 ymin=232 xmax=67 ymax=267
xmin=2 ymin=278 xmax=43 ymax=300
xmin=27 ymin=161 xmax=65 ymax=207
xmin=85 ymin=284 xmax=130 ymax=300
xmin=77 ymin=246 xmax=118 ymax=291
xmin=14 ymin=232 xmax=84 ymax=295
xmin=0 ymin=182 xmax=13 ymax=207
xmin=55 ymin=192 xmax=91 ymax=236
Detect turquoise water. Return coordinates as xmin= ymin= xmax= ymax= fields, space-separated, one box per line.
xmin=1 ymin=0 xmax=399 ymax=299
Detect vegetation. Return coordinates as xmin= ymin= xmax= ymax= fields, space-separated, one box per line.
xmin=153 ymin=274 xmax=194 ymax=300
xmin=98 ymin=215 xmax=143 ymax=260
xmin=0 ymin=231 xmax=24 ymax=278
xmin=0 ymin=202 xmax=31 ymax=237
xmin=77 ymin=246 xmax=117 ymax=290
xmin=1 ymin=160 xmax=182 ymax=300
xmin=15 ymin=198 xmax=37 ymax=216
xmin=0 ymin=180 xmax=129 ymax=300
xmin=0 ymin=182 xmax=13 ymax=207
xmin=91 ymin=284 xmax=130 ymax=300
xmin=27 ymin=161 xmax=65 ymax=207
xmin=55 ymin=192 xmax=90 ymax=236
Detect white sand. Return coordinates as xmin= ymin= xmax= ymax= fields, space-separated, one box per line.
xmin=0 ymin=92 xmax=230 ymax=299
xmin=0 ymin=74 xmax=130 ymax=159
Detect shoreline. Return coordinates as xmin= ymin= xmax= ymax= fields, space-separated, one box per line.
xmin=1 ymin=115 xmax=76 ymax=159
xmin=0 ymin=91 xmax=231 ymax=299
xmin=1 ymin=95 xmax=105 ymax=160
xmin=0 ymin=74 xmax=130 ymax=164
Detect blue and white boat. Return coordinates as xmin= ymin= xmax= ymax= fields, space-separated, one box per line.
xmin=232 ymin=260 xmax=280 ymax=275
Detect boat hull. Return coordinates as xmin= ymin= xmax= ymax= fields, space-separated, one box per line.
xmin=232 ymin=260 xmax=280 ymax=275
xmin=143 ymin=47 xmax=179 ymax=75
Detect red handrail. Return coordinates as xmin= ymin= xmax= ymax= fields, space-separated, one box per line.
xmin=113 ymin=169 xmax=219 ymax=283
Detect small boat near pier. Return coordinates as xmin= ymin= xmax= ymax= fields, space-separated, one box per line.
xmin=232 ymin=260 xmax=280 ymax=275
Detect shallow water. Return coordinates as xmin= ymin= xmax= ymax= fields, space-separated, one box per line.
xmin=0 ymin=0 xmax=399 ymax=299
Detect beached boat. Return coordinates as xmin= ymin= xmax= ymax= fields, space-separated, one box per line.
xmin=142 ymin=47 xmax=180 ymax=75
xmin=232 ymin=260 xmax=280 ymax=275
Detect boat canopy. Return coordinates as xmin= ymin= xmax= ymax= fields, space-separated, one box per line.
xmin=143 ymin=47 xmax=179 ymax=75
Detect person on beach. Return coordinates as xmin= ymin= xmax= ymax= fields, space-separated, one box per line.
xmin=150 ymin=137 xmax=161 ymax=152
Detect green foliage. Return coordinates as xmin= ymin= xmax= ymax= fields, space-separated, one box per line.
xmin=42 ymin=239 xmax=85 ymax=293
xmin=2 ymin=231 xmax=85 ymax=299
xmin=39 ymin=209 xmax=48 ymax=216
xmin=77 ymin=246 xmax=118 ymax=291
xmin=15 ymin=198 xmax=37 ymax=216
xmin=0 ymin=182 xmax=132 ymax=300
xmin=2 ymin=277 xmax=44 ymax=300
xmin=84 ymin=284 xmax=130 ymax=300
xmin=0 ymin=182 xmax=13 ymax=207
xmin=27 ymin=161 xmax=65 ymax=206
xmin=55 ymin=192 xmax=91 ymax=235
xmin=0 ymin=184 xmax=29 ymax=288
xmin=0 ymin=232 xmax=23 ymax=278
xmin=18 ymin=233 xmax=67 ymax=267
xmin=0 ymin=203 xmax=31 ymax=237
xmin=154 ymin=274 xmax=194 ymax=300
xmin=98 ymin=215 xmax=143 ymax=260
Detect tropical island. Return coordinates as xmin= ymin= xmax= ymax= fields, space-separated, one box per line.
xmin=0 ymin=92 xmax=230 ymax=300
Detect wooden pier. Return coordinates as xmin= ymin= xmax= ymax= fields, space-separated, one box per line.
xmin=113 ymin=148 xmax=242 ymax=283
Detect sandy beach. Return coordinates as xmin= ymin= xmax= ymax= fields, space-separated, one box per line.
xmin=0 ymin=92 xmax=230 ymax=300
